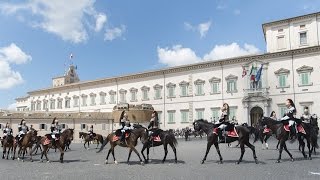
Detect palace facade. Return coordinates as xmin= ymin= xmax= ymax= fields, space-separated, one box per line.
xmin=12 ymin=12 xmax=320 ymax=132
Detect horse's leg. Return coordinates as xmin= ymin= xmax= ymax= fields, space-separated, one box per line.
xmin=162 ymin=143 xmax=168 ymax=163
xmin=276 ymin=140 xmax=280 ymax=150
xmin=29 ymin=147 xmax=33 ymax=162
xmin=306 ymin=138 xmax=312 ymax=160
xmin=299 ymin=136 xmax=307 ymax=159
xmin=59 ymin=146 xmax=64 ymax=163
xmin=105 ymin=148 xmax=112 ymax=164
xmin=201 ymin=141 xmax=213 ymax=164
xmin=140 ymin=144 xmax=148 ymax=163
xmin=146 ymin=145 xmax=150 ymax=162
xmin=237 ymin=143 xmax=245 ymax=164
xmin=130 ymin=146 xmax=144 ymax=165
xmin=245 ymin=141 xmax=258 ymax=164
xmin=265 ymin=135 xmax=270 ymax=149
xmin=111 ymin=146 xmax=117 ymax=164
xmin=127 ymin=148 xmax=133 ymax=164
xmin=2 ymin=146 xmax=6 ymax=159
xmin=169 ymin=142 xmax=177 ymax=163
xmin=282 ymin=142 xmax=294 ymax=162
xmin=83 ymin=141 xmax=86 ymax=149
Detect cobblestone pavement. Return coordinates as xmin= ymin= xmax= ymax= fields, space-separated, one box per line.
xmin=0 ymin=138 xmax=319 ymax=180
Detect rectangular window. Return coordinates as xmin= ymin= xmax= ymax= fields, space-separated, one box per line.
xmin=50 ymin=101 xmax=55 ymax=109
xmin=196 ymin=109 xmax=205 ymax=119
xmin=43 ymin=101 xmax=48 ymax=110
xmin=120 ymin=93 xmax=126 ymax=103
xmin=279 ymin=106 xmax=287 ymax=118
xmin=81 ymin=124 xmax=87 ymax=130
xmin=155 ymin=89 xmax=161 ymax=99
xmin=57 ymin=100 xmax=63 ymax=109
xmin=39 ymin=124 xmax=46 ymax=130
xmin=61 ymin=124 xmax=67 ymax=129
xmin=278 ymin=75 xmax=287 ymax=87
xmin=90 ymin=96 xmax=96 ymax=106
xmin=229 ymin=107 xmax=237 ymax=120
xmin=180 ymin=110 xmax=189 ymax=123
xmin=227 ymin=81 xmax=237 ymax=92
xmin=73 ymin=97 xmax=79 ymax=107
xmin=168 ymin=111 xmax=175 ymax=123
xmin=211 ymin=108 xmax=220 ymax=122
xmin=300 ymin=73 xmax=309 ymax=85
xmin=82 ymin=96 xmax=87 ymax=106
xmin=277 ymin=36 xmax=285 ymax=49
xmin=300 ymin=32 xmax=307 ymax=45
xmin=110 ymin=94 xmax=115 ymax=104
xmin=142 ymin=90 xmax=149 ymax=100
xmin=36 ymin=102 xmax=41 ymax=110
xmin=195 ymin=84 xmax=204 ymax=96
xmin=130 ymin=92 xmax=137 ymax=101
xmin=211 ymin=83 xmax=219 ymax=94
xmin=65 ymin=99 xmax=70 ymax=108
xmin=157 ymin=111 xmax=162 ymax=124
xmin=180 ymin=86 xmax=188 ymax=96
xmin=100 ymin=94 xmax=106 ymax=105
xmin=102 ymin=123 xmax=106 ymax=130
xmin=31 ymin=103 xmax=35 ymax=111
xmin=168 ymin=87 xmax=175 ymax=98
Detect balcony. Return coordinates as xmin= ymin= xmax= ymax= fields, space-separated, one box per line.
xmin=243 ymin=87 xmax=269 ymax=97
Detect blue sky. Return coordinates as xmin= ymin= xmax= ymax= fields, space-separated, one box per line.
xmin=0 ymin=0 xmax=319 ymax=109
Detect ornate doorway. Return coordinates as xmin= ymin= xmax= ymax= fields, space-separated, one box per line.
xmin=250 ymin=106 xmax=263 ymax=126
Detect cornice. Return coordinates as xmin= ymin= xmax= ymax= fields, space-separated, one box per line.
xmin=27 ymin=45 xmax=320 ymax=96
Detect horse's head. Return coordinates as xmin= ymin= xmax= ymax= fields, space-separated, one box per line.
xmin=79 ymin=132 xmax=83 ymax=138
xmin=193 ymin=119 xmax=208 ymax=132
xmin=63 ymin=129 xmax=74 ymax=141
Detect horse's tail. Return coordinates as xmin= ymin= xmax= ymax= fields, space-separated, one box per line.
xmin=99 ymin=135 xmax=104 ymax=145
xmin=30 ymin=138 xmax=41 ymax=155
xmin=169 ymin=131 xmax=178 ymax=147
xmin=96 ymin=134 xmax=110 ymax=153
xmin=311 ymin=132 xmax=319 ymax=149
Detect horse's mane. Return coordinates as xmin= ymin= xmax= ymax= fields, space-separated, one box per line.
xmin=262 ymin=117 xmax=281 ymax=125
xmin=194 ymin=119 xmax=215 ymax=126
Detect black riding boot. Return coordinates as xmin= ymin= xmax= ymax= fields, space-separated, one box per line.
xmin=218 ymin=129 xmax=225 ymax=143
xmin=289 ymin=126 xmax=296 ymax=140
xmin=120 ymin=132 xmax=125 ymax=144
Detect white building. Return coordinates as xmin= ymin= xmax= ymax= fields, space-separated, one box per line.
xmin=15 ymin=12 xmax=320 ymax=129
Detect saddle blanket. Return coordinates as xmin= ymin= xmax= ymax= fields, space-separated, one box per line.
xmin=227 ymin=127 xmax=239 ymax=138
xmin=297 ymin=124 xmax=306 ymax=134
xmin=44 ymin=137 xmax=59 ymax=145
xmin=284 ymin=124 xmax=290 ymax=132
xmin=153 ymin=136 xmax=161 ymax=142
xmin=213 ymin=128 xmax=218 ymax=135
xmin=263 ymin=128 xmax=271 ymax=134
xmin=112 ymin=133 xmax=129 ymax=142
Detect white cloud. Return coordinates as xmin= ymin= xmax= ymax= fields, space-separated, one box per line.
xmin=184 ymin=21 xmax=212 ymax=38
xmin=0 ymin=43 xmax=32 ymax=64
xmin=157 ymin=45 xmax=201 ymax=67
xmin=7 ymin=102 xmax=17 ymax=110
xmin=0 ymin=0 xmax=110 ymax=43
xmin=104 ymin=25 xmax=126 ymax=41
xmin=216 ymin=5 xmax=226 ymax=10
xmin=95 ymin=13 xmax=107 ymax=32
xmin=0 ymin=43 xmax=31 ymax=89
xmin=158 ymin=43 xmax=260 ymax=67
xmin=203 ymin=43 xmax=260 ymax=61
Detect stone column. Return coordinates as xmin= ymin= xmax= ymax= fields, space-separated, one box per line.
xmin=263 ymin=102 xmax=269 ymax=117
xmin=243 ymin=103 xmax=249 ymax=124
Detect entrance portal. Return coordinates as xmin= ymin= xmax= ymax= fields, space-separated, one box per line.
xmin=250 ymin=106 xmax=263 ymax=126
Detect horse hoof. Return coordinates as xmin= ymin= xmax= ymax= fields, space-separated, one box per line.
xmin=114 ymin=161 xmax=118 ymax=164
xmin=308 ymin=157 xmax=312 ymax=160
xmin=47 ymin=161 xmax=50 ymax=163
xmin=22 ymin=160 xmax=24 ymax=162
xmin=255 ymin=160 xmax=259 ymax=164
xmin=162 ymin=160 xmax=165 ymax=164
xmin=276 ymin=160 xmax=281 ymax=163
xmin=201 ymin=161 xmax=204 ymax=164
xmin=17 ymin=158 xmax=20 ymax=161
xmin=30 ymin=160 xmax=33 ymax=162
xmin=175 ymin=160 xmax=177 ymax=164
xmin=291 ymin=158 xmax=294 ymax=162
xmin=60 ymin=161 xmax=64 ymax=163
xmin=105 ymin=160 xmax=108 ymax=164
xmin=236 ymin=161 xmax=240 ymax=165
xmin=140 ymin=161 xmax=144 ymax=166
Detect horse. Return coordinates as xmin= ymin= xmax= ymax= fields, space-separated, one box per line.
xmin=140 ymin=128 xmax=178 ymax=164
xmin=296 ymin=120 xmax=319 ymax=160
xmin=16 ymin=130 xmax=38 ymax=162
xmin=97 ymin=126 xmax=146 ymax=165
xmin=31 ymin=129 xmax=74 ymax=163
xmin=79 ymin=132 xmax=103 ymax=149
xmin=2 ymin=135 xmax=15 ymax=160
xmin=193 ymin=119 xmax=258 ymax=164
xmin=310 ymin=115 xmax=319 ymax=154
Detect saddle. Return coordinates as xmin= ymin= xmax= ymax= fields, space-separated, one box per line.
xmin=112 ymin=131 xmax=130 ymax=142
xmin=149 ymin=129 xmax=163 ymax=142
xmin=297 ymin=124 xmax=306 ymax=134
xmin=214 ymin=127 xmax=239 ymax=138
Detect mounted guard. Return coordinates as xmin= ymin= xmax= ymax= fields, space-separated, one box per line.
xmin=279 ymin=99 xmax=297 ymax=140
xmin=215 ymin=103 xmax=237 ymax=143
xmin=16 ymin=119 xmax=29 ymax=143
xmin=50 ymin=117 xmax=62 ymax=147
xmin=119 ymin=111 xmax=132 ymax=144
xmin=147 ymin=111 xmax=162 ymax=142
xmin=3 ymin=122 xmax=13 ymax=140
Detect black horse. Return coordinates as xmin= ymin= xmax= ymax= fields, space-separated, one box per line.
xmin=140 ymin=128 xmax=178 ymax=164
xmin=193 ymin=119 xmax=258 ymax=164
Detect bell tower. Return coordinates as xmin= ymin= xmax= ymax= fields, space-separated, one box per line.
xmin=52 ymin=65 xmax=80 ymax=87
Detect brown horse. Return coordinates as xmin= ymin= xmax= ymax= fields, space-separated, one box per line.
xmin=2 ymin=135 xmax=15 ymax=160
xmin=16 ymin=130 xmax=38 ymax=162
xmin=79 ymin=132 xmax=104 ymax=149
xmin=97 ymin=127 xmax=146 ymax=165
xmin=193 ymin=119 xmax=258 ymax=164
xmin=31 ymin=129 xmax=74 ymax=163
